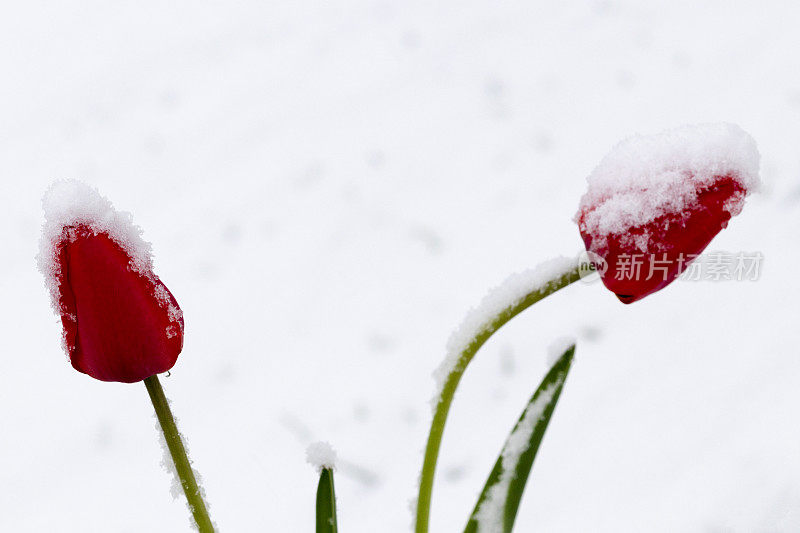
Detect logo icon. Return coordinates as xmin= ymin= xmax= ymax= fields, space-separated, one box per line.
xmin=577 ymin=251 xmax=607 ymax=284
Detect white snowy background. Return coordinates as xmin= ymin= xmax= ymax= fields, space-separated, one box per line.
xmin=2 ymin=1 xmax=799 ymax=531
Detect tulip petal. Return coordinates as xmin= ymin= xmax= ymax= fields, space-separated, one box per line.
xmin=38 ymin=180 xmax=183 ymax=382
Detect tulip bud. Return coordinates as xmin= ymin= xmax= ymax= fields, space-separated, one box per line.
xmin=38 ymin=180 xmax=184 ymax=382
xmin=575 ymin=123 xmax=760 ymax=303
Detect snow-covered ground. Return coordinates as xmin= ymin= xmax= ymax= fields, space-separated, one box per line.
xmin=2 ymin=1 xmax=799 ymax=531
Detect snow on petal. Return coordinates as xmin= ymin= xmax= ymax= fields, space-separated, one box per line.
xmin=37 ymin=179 xmax=155 ymax=317
xmin=575 ymin=122 xmax=760 ymax=244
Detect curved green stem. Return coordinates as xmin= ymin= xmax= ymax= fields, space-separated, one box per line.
xmin=144 ymin=375 xmax=215 ymax=532
xmin=414 ymin=263 xmax=582 ymax=533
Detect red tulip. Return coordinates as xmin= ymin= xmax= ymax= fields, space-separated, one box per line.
xmin=39 ymin=181 xmax=183 ymax=382
xmin=575 ymin=123 xmax=760 ymax=304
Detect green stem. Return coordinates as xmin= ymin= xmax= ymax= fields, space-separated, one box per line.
xmin=414 ymin=264 xmax=582 ymax=533
xmin=144 ymin=375 xmax=215 ymax=532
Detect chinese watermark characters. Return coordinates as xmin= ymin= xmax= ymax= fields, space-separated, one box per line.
xmin=578 ymin=251 xmax=763 ymax=283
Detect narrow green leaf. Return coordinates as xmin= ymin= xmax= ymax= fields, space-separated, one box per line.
xmin=463 ymin=344 xmax=575 ymax=533
xmin=316 ymin=467 xmax=338 ymax=533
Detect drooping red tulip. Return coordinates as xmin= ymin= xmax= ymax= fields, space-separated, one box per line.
xmin=38 ymin=181 xmax=183 ymax=382
xmin=575 ymin=123 xmax=760 ymax=304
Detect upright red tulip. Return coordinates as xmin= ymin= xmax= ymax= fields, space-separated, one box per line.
xmin=38 ymin=180 xmax=184 ymax=382
xmin=575 ymin=123 xmax=760 ymax=303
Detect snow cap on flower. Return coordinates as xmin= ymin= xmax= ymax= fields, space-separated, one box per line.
xmin=37 ymin=179 xmax=184 ymax=382
xmin=575 ymin=123 xmax=760 ymax=303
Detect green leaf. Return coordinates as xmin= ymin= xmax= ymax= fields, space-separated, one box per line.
xmin=463 ymin=344 xmax=575 ymax=533
xmin=316 ymin=467 xmax=338 ymax=533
